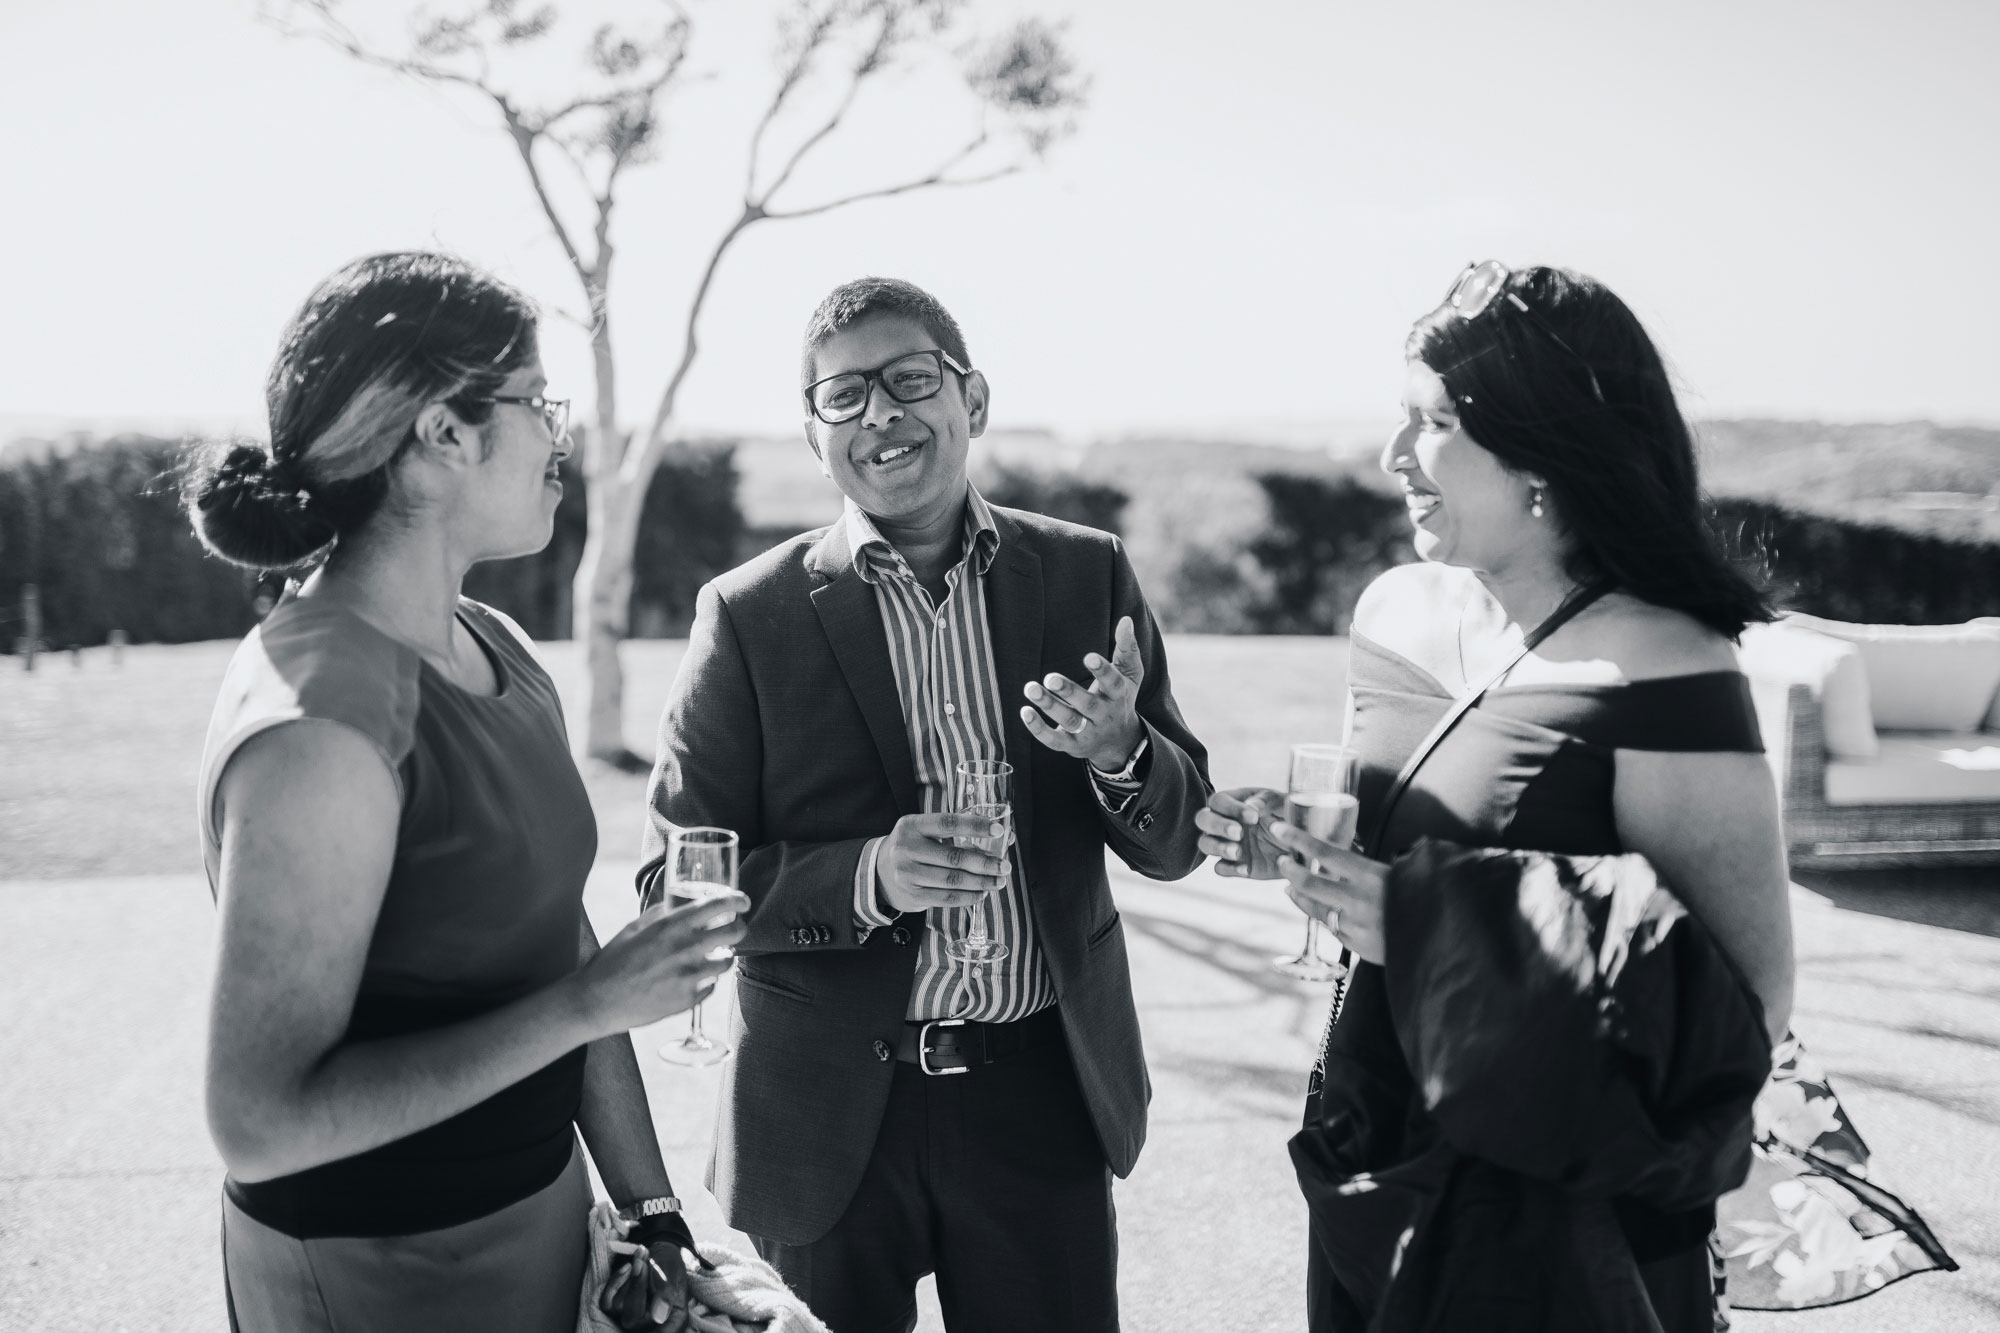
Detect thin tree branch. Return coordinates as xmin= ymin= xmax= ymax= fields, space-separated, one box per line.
xmin=632 ymin=207 xmax=761 ymax=482
xmin=753 ymin=11 xmax=901 ymax=207
xmin=496 ymin=105 xmax=595 ymax=299
xmin=269 ymin=1 xmax=497 ymax=99
xmin=763 ymin=162 xmax=1020 ymax=221
xmin=762 ymin=133 xmax=1009 ymax=221
xmin=744 ymin=4 xmax=840 ymax=201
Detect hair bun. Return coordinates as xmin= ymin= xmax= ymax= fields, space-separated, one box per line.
xmin=181 ymin=438 xmax=338 ymax=569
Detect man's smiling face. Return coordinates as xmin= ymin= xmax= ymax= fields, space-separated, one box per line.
xmin=803 ymin=314 xmax=988 ymax=528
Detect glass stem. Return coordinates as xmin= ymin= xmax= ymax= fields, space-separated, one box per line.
xmin=686 ymin=1001 xmax=707 ymax=1045
xmin=1303 ymin=916 xmax=1324 ymax=961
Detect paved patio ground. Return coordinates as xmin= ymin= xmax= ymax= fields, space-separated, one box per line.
xmin=4 ymin=860 xmax=1996 ymax=1331
xmin=3 ymin=636 xmax=1995 ymax=1328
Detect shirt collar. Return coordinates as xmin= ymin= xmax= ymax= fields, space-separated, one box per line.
xmin=845 ymin=485 xmax=1001 ymax=585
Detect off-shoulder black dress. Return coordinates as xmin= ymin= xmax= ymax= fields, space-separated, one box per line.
xmin=1302 ymin=630 xmax=1766 ymax=1332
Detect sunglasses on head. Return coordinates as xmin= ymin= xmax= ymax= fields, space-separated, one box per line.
xmin=1434 ymin=261 xmax=1604 ymax=404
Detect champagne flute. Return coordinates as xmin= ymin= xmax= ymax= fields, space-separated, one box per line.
xmin=1271 ymin=743 xmax=1359 ymax=982
xmin=945 ymin=759 xmax=1013 ymax=965
xmin=645 ymin=826 xmax=740 ymax=1066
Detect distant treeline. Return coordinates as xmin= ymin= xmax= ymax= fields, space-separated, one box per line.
xmin=0 ymin=435 xmax=750 ymax=648
xmin=3 ymin=435 xmax=1995 ymax=650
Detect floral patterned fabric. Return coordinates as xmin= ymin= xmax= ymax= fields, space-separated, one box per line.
xmin=1715 ymin=1035 xmax=1957 ymax=1311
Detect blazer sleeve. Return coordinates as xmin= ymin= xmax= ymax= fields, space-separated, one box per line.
xmin=1096 ymin=536 xmax=1213 ymax=881
xmin=639 ymin=583 xmax=874 ymax=955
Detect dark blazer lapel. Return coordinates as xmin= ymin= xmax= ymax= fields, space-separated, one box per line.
xmin=809 ymin=521 xmax=921 ymax=814
xmin=983 ymin=512 xmax=1044 ymax=863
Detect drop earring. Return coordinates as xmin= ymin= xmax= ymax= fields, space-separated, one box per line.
xmin=1530 ymin=486 xmax=1545 ymax=519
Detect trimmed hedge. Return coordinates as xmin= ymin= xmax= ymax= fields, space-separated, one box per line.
xmin=5 ymin=436 xmax=1992 ymax=648
xmin=0 ymin=437 xmax=258 ymax=648
xmin=1715 ymin=496 xmax=2000 ymax=625
xmin=1246 ymin=473 xmax=1412 ymax=634
xmin=1 ymin=435 xmax=748 ymax=647
xmin=979 ymin=461 xmax=1129 ymax=536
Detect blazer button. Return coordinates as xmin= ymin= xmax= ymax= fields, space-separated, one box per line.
xmin=873 ymin=1039 xmax=892 ymax=1062
xmin=890 ymin=926 xmax=912 ymax=946
xmin=789 ymin=928 xmax=805 ymax=945
xmin=1137 ymin=811 xmax=1155 ymax=831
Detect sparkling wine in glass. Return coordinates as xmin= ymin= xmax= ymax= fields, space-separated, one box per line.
xmin=645 ymin=826 xmax=740 ymax=1066
xmin=946 ymin=759 xmax=1012 ymax=965
xmin=1272 ymin=743 xmax=1359 ymax=983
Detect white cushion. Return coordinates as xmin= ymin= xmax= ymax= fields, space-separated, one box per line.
xmin=1979 ymin=619 xmax=2000 ymax=732
xmin=1784 ymin=614 xmax=2000 ymax=734
xmin=1737 ymin=622 xmax=1878 ymax=759
xmin=1824 ymin=732 xmax=2000 ymax=805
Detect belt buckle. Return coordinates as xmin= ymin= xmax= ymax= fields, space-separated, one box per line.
xmin=919 ymin=1018 xmax=969 ymax=1076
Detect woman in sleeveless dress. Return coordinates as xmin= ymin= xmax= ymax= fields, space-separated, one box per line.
xmin=185 ymin=252 xmax=748 ymax=1333
xmin=1196 ymin=263 xmax=1795 ymax=1330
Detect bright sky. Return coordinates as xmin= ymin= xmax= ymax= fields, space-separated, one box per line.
xmin=3 ymin=0 xmax=1997 ymax=441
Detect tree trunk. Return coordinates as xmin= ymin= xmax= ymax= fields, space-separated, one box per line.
xmin=572 ymin=474 xmax=644 ymax=766
xmin=569 ymin=287 xmax=647 ymax=767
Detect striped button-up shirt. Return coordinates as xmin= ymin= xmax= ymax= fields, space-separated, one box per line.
xmin=848 ymin=488 xmax=1140 ymax=1023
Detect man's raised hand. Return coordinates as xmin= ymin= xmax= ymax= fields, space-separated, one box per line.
xmin=1021 ymin=615 xmax=1146 ymax=771
xmin=875 ymin=812 xmax=1011 ymax=916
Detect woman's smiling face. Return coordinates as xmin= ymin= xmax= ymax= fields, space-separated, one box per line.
xmin=1379 ymin=358 xmax=1538 ymax=571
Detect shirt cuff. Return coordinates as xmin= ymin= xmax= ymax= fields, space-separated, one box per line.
xmin=852 ymin=836 xmax=896 ymax=935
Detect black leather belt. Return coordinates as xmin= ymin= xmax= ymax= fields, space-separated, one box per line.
xmin=896 ymin=1007 xmax=1063 ymax=1076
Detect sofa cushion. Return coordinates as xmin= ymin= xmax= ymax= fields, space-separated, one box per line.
xmin=1738 ymin=622 xmax=1878 ymax=759
xmin=1824 ymin=732 xmax=2000 ymax=805
xmin=1784 ymin=614 xmax=2000 ymax=733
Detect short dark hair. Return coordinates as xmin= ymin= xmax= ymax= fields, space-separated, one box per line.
xmin=182 ymin=251 xmax=538 ymax=569
xmin=800 ymin=277 xmax=972 ymax=393
xmin=1407 ymin=265 xmax=1771 ymax=638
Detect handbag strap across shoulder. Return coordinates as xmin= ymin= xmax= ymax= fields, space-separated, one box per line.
xmin=1361 ymin=578 xmax=1614 ymax=857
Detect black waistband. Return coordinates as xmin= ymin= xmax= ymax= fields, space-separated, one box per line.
xmin=224 ymin=992 xmax=586 ymax=1239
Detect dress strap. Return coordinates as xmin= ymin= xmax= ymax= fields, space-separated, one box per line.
xmin=1361 ymin=579 xmax=1614 ymax=857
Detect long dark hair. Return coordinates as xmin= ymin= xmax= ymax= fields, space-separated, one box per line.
xmin=1407 ymin=265 xmax=1771 ymax=637
xmin=183 ymin=251 xmax=538 ymax=570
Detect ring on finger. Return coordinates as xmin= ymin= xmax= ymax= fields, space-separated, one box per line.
xmin=1062 ymin=715 xmax=1088 ymax=734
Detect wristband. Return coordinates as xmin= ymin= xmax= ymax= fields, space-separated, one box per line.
xmin=626 ymin=1210 xmax=700 ymax=1258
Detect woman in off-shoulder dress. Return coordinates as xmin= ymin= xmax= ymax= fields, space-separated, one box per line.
xmin=186 ymin=253 xmax=746 ymax=1333
xmin=1198 ymin=263 xmax=1796 ymax=1331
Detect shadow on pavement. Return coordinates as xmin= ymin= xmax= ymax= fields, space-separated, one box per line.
xmin=1124 ymin=910 xmax=1316 ymax=1002
xmin=1151 ymin=1052 xmax=1308 ymax=1108
xmin=1829 ymin=1068 xmax=2000 ymax=1129
xmin=1794 ymin=865 xmax=2000 ymax=939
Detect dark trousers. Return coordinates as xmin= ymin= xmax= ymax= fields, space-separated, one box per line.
xmin=752 ymin=1035 xmax=1119 ymax=1333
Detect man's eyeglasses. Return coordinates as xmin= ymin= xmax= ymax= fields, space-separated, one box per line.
xmin=805 ymin=350 xmax=971 ymax=425
xmin=485 ymin=394 xmax=571 ymax=442
xmin=1434 ymin=261 xmax=1604 ymax=404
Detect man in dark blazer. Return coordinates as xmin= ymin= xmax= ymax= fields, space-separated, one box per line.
xmin=640 ymin=277 xmax=1211 ymax=1333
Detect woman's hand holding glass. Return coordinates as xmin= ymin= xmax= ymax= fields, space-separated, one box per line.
xmin=577 ymin=890 xmax=748 ymax=1039
xmin=1261 ymin=818 xmax=1389 ymax=967
xmin=1197 ymin=786 xmax=1390 ymax=967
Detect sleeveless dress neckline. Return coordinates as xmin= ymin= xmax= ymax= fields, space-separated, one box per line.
xmin=282 ymin=594 xmax=515 ymax=702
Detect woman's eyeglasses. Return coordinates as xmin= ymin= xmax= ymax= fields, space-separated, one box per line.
xmin=486 ymin=394 xmax=571 ymax=441
xmin=804 ymin=349 xmax=971 ymax=425
xmin=1435 ymin=261 xmax=1604 ymax=404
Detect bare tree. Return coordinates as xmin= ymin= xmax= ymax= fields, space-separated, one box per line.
xmin=267 ymin=0 xmax=1086 ymax=764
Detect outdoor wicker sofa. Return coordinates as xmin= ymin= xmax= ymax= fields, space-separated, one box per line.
xmin=1741 ymin=616 xmax=2000 ymax=871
